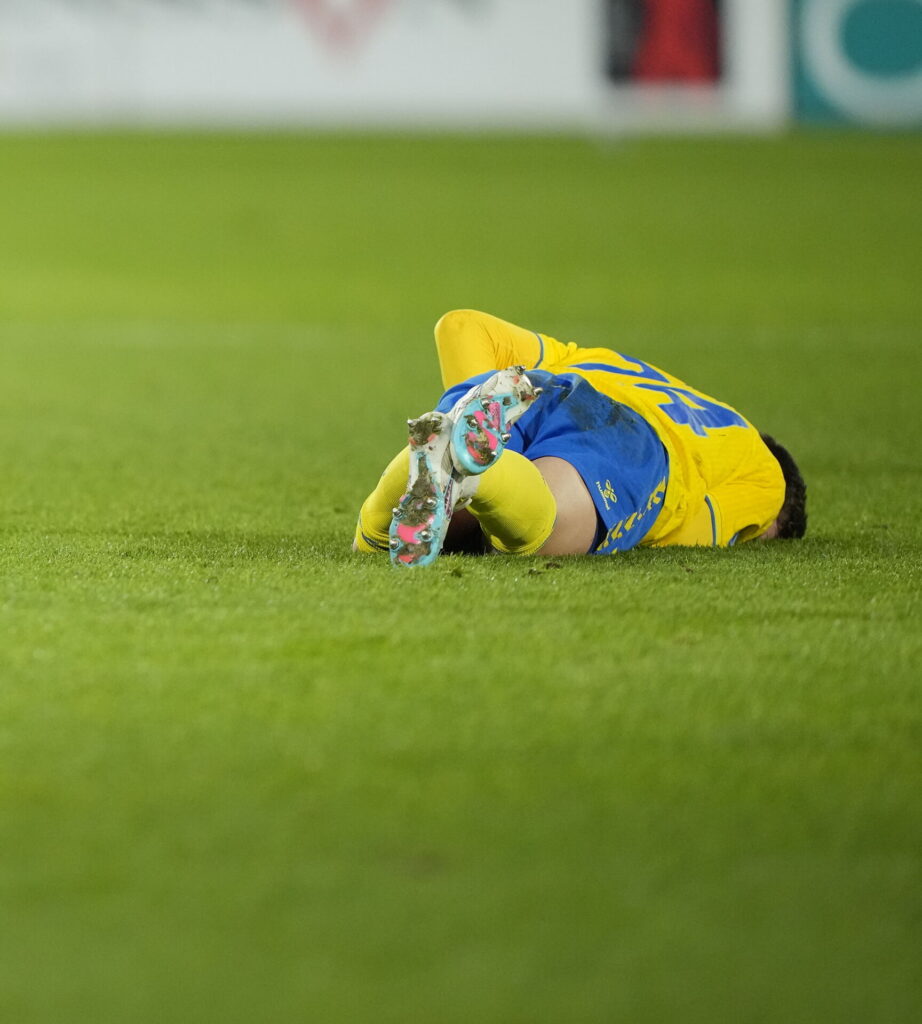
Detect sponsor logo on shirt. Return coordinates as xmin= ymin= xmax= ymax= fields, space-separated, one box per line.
xmin=595 ymin=479 xmax=618 ymax=510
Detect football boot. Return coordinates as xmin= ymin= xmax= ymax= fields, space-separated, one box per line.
xmin=389 ymin=367 xmax=543 ymax=568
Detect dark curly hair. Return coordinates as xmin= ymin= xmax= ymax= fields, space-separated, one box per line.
xmin=760 ymin=434 xmax=807 ymax=539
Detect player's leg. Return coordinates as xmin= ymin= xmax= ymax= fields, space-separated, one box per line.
xmin=530 ymin=457 xmax=599 ymax=555
xmin=355 ymin=366 xmax=546 ymax=567
xmin=467 ymin=449 xmax=557 ymax=555
xmin=408 ymin=451 xmax=595 ymax=557
xmin=355 ymin=446 xmax=596 ymax=560
xmin=353 ymin=447 xmax=410 ymax=553
xmin=353 ymin=439 xmax=558 ymax=563
xmin=391 ymin=367 xmax=547 ymax=567
xmin=354 ymin=365 xmax=605 ymax=563
xmin=352 ymin=450 xmax=598 ymax=561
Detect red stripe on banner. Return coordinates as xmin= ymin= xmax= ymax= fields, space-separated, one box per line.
xmin=633 ymin=0 xmax=721 ymax=83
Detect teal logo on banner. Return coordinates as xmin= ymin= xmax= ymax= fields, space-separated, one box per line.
xmin=792 ymin=0 xmax=922 ymax=125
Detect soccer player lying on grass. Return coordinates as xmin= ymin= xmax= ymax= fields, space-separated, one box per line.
xmin=354 ymin=310 xmax=807 ymax=568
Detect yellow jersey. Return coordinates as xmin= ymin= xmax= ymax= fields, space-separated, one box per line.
xmin=434 ymin=310 xmax=784 ymax=547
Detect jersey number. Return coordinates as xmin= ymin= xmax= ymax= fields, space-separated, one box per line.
xmin=573 ymin=355 xmax=747 ymax=437
xmin=636 ymin=383 xmax=747 ymax=437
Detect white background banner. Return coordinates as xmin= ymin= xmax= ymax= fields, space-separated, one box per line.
xmin=0 ymin=0 xmax=788 ymax=129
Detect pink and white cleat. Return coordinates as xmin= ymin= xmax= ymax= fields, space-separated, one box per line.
xmin=389 ymin=412 xmax=461 ymax=568
xmin=450 ymin=366 xmax=542 ymax=475
xmin=388 ymin=368 xmax=543 ymax=568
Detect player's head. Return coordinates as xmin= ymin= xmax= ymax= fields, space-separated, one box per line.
xmin=760 ymin=434 xmax=807 ymax=539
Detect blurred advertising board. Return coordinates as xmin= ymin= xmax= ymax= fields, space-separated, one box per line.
xmin=0 ymin=0 xmax=784 ymax=129
xmin=597 ymin=1 xmax=788 ymax=130
xmin=791 ymin=0 xmax=922 ymax=126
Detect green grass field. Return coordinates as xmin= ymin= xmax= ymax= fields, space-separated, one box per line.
xmin=1 ymin=132 xmax=920 ymax=1023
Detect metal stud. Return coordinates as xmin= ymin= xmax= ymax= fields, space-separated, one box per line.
xmin=500 ymin=432 xmax=511 ymax=443
xmin=389 ymin=537 xmax=401 ymax=550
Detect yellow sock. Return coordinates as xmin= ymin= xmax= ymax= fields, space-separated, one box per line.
xmin=355 ymin=446 xmax=556 ymax=556
xmin=470 ymin=450 xmax=556 ymax=555
xmin=354 ymin=448 xmax=409 ymax=553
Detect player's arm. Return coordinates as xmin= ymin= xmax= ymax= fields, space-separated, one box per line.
xmin=434 ymin=310 xmax=545 ymax=389
xmin=709 ymin=432 xmax=787 ymax=545
xmin=697 ymin=468 xmax=784 ymax=547
xmin=648 ymin=486 xmax=777 ymax=548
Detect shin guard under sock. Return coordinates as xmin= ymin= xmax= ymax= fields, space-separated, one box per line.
xmin=469 ymin=450 xmax=556 ymax=555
